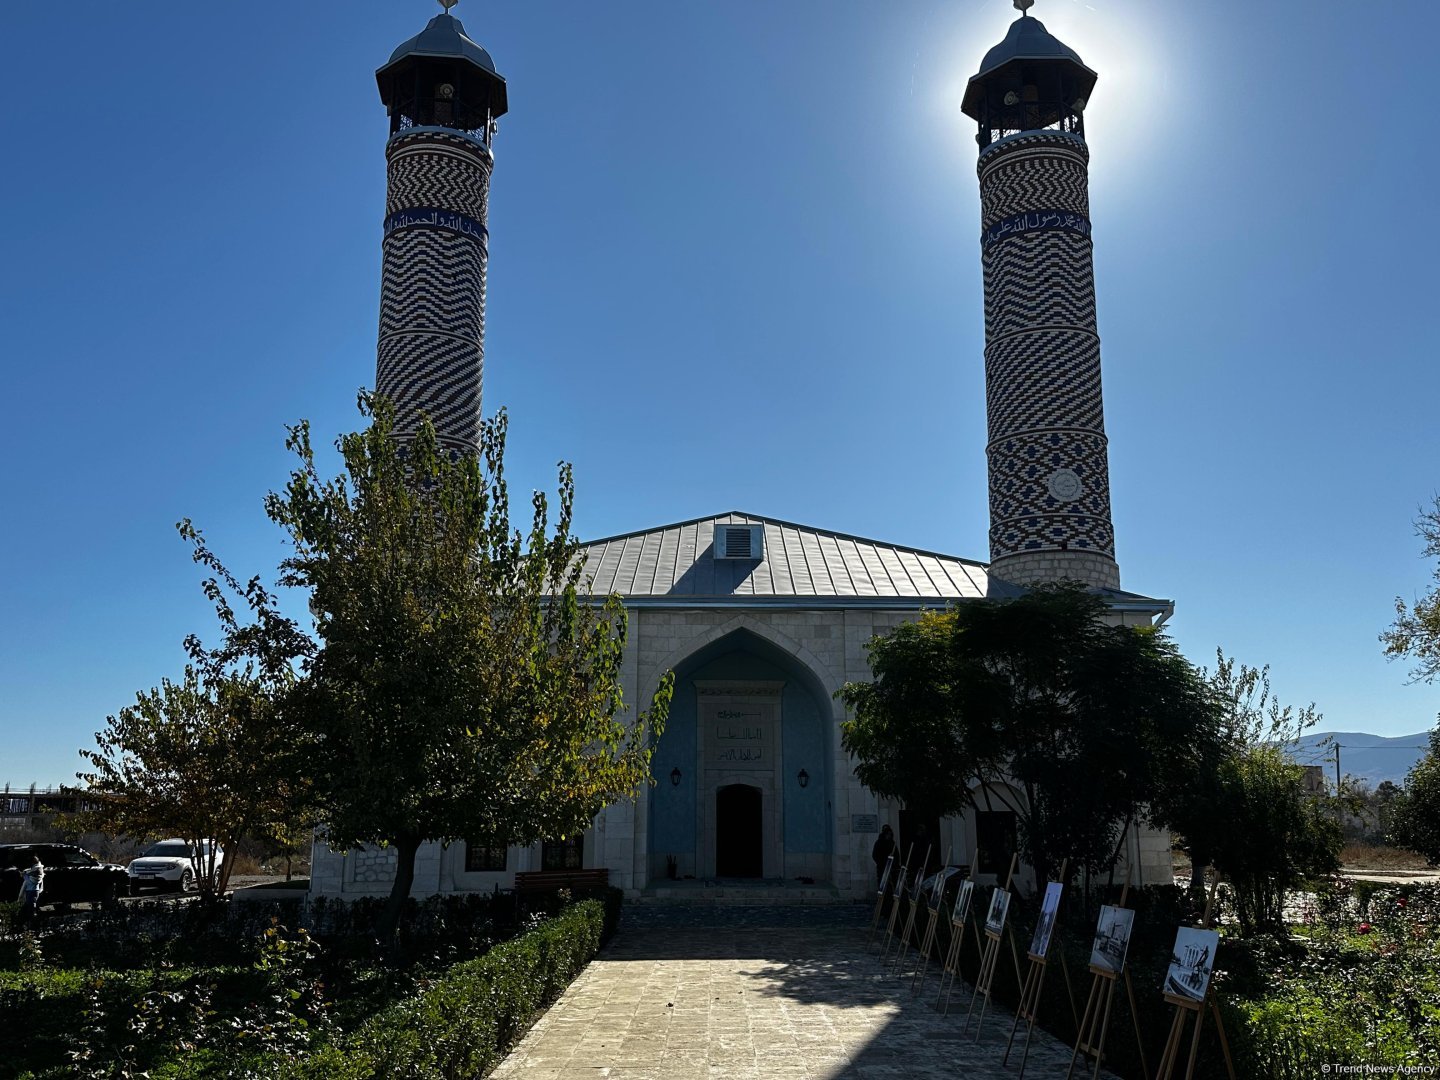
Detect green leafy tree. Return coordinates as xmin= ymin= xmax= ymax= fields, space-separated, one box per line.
xmin=835 ymin=611 xmax=975 ymax=826
xmin=1382 ymin=496 xmax=1440 ymax=683
xmin=76 ymin=666 xmax=305 ymax=897
xmin=1208 ymin=744 xmax=1342 ymax=933
xmin=1160 ymin=653 xmax=1342 ymax=931
xmin=839 ymin=585 xmax=1223 ymax=886
xmin=195 ymin=397 xmax=671 ymax=936
xmin=1165 ymin=652 xmax=1325 ymax=890
xmin=1389 ymin=725 xmax=1440 ymax=864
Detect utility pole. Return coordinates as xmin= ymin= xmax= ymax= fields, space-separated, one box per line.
xmin=1334 ymin=743 xmax=1344 ymax=828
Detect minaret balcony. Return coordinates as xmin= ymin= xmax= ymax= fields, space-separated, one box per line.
xmin=976 ymin=102 xmax=1084 ymax=149
xmin=391 ymin=110 xmax=497 ymax=150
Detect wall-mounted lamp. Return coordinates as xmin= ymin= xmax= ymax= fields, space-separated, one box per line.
xmin=670 ymin=767 xmax=682 ymax=787
xmin=797 ymin=769 xmax=810 ymax=789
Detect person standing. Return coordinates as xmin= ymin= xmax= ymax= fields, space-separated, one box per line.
xmin=871 ymin=824 xmax=895 ymax=885
xmin=16 ymin=855 xmax=44 ymax=927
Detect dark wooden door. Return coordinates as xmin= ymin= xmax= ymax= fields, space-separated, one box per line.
xmin=716 ymin=784 xmax=762 ymax=878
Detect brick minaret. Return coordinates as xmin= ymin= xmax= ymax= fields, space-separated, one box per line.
xmin=962 ymin=3 xmax=1120 ymax=590
xmin=374 ymin=3 xmax=508 ymax=456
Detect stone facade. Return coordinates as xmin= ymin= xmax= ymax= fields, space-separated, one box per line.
xmin=311 ymin=598 xmax=1176 ymax=902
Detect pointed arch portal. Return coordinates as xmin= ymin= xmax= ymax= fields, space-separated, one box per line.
xmin=646 ymin=629 xmax=834 ymax=885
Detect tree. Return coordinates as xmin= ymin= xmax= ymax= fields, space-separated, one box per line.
xmin=1390 ymin=725 xmax=1440 ymax=864
xmin=76 ymin=665 xmax=306 ymax=898
xmin=1163 ymin=652 xmax=1324 ymax=891
xmin=1207 ymin=744 xmax=1342 ymax=933
xmin=839 ymin=585 xmax=1223 ymax=887
xmin=1382 ymin=495 xmax=1440 ymax=683
xmin=1157 ymin=653 xmax=1342 ymax=931
xmin=834 ymin=611 xmax=976 ymax=827
xmin=196 ymin=397 xmax=671 ymax=936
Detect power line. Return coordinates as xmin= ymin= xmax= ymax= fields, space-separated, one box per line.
xmin=1331 ymin=743 xmax=1431 ymax=750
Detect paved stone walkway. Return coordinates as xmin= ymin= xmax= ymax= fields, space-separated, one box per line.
xmin=493 ymin=909 xmax=1107 ymax=1079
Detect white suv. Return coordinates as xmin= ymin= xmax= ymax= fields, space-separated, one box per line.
xmin=127 ymin=839 xmax=224 ymax=894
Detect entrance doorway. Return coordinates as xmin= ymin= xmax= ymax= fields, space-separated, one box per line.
xmin=715 ymin=784 xmax=763 ymax=878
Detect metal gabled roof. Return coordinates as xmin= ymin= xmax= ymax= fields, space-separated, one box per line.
xmin=572 ymin=511 xmax=1171 ymax=615
xmin=576 ymin=511 xmax=991 ymax=603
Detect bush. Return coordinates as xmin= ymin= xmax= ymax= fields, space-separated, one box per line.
xmin=517 ymin=885 xmax=623 ymax=945
xmin=277 ymin=898 xmax=607 ymax=1078
xmin=1211 ymin=745 xmax=1342 ymax=934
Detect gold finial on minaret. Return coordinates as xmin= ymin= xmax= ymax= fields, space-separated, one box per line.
xmin=1014 ymin=0 xmax=1035 ymax=14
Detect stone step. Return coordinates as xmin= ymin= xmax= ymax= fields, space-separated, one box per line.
xmin=638 ymin=880 xmax=845 ymax=905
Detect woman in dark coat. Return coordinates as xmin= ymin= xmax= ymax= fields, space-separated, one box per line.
xmin=871 ymin=824 xmax=895 ymax=885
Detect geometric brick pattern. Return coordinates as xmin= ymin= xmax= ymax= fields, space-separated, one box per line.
xmin=376 ymin=129 xmax=493 ymax=456
xmin=977 ymin=131 xmax=1119 ymax=588
xmin=987 ymin=428 xmax=1115 ymax=555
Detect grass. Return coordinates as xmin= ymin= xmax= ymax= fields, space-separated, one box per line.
xmin=1340 ymin=842 xmax=1433 ymax=871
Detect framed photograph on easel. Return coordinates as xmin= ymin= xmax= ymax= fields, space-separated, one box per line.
xmin=1165 ymin=927 xmax=1219 ymax=1004
xmin=1089 ymin=904 xmax=1135 ymax=975
xmin=1153 ymin=872 xmax=1237 ymax=1080
xmin=1029 ymin=880 xmax=1063 ymax=959
xmin=1068 ymin=876 xmax=1148 ymax=1080
xmin=984 ymin=885 xmax=1010 ymax=935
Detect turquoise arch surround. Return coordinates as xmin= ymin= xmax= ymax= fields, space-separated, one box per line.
xmin=648 ymin=629 xmax=833 ymax=877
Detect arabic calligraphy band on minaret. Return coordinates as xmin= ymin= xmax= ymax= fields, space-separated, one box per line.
xmin=963 ymin=3 xmax=1121 ymax=590
xmin=374 ymin=4 xmax=507 ymax=457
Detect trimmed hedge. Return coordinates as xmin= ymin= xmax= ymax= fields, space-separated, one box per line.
xmin=280 ymin=898 xmax=607 ymax=1078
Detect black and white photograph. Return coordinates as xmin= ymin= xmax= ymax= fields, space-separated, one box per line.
xmin=1165 ymin=927 xmax=1220 ymax=1003
xmin=1089 ymin=905 xmax=1136 ymax=974
xmin=877 ymin=855 xmax=893 ymax=894
xmin=984 ymin=885 xmax=1011 ymax=935
xmin=1029 ymin=881 xmax=1063 ymax=958
xmin=953 ymin=880 xmax=975 ymax=925
xmin=921 ymin=866 xmax=959 ymax=908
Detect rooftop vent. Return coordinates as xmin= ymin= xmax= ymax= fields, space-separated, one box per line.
xmin=715 ymin=523 xmax=763 ymax=561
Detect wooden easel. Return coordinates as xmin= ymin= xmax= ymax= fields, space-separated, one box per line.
xmin=868 ymin=852 xmax=896 ymax=946
xmin=878 ymin=843 xmax=914 ymax=960
xmin=910 ymin=845 xmax=953 ymax=992
xmin=890 ymin=844 xmax=932 ymax=975
xmin=963 ymin=853 xmax=1019 ymax=1041
xmin=936 ymin=864 xmax=984 ymax=1015
xmin=1067 ymin=871 xmax=1149 ymax=1080
xmin=1003 ymin=860 xmax=1071 ymax=1079
xmin=1154 ymin=873 xmax=1237 ymax=1080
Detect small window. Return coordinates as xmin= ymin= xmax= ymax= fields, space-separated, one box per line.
xmin=541 ymin=835 xmax=584 ymax=871
xmin=464 ymin=841 xmax=507 ymax=873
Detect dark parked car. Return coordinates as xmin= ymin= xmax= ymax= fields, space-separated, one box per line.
xmin=0 ymin=844 xmax=129 ymax=908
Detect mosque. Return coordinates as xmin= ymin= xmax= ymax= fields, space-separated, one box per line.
xmin=310 ymin=2 xmax=1177 ymax=902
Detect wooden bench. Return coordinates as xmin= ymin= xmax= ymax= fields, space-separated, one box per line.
xmin=513 ymin=868 xmax=610 ymax=893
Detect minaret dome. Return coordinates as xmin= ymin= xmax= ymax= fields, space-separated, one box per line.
xmin=376 ymin=11 xmax=508 ymax=143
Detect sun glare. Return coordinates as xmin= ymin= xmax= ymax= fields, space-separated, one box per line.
xmin=940 ymin=0 xmax=1177 ymax=195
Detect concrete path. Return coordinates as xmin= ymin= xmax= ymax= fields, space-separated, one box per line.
xmin=492 ymin=909 xmax=1105 ymax=1079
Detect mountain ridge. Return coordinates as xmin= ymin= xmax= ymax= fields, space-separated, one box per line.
xmin=1285 ymin=730 xmax=1431 ymax=789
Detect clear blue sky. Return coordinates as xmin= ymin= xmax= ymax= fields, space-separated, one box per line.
xmin=2 ymin=0 xmax=1437 ymax=786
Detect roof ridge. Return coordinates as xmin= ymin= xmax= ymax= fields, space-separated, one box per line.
xmin=579 ymin=510 xmax=990 ymax=568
